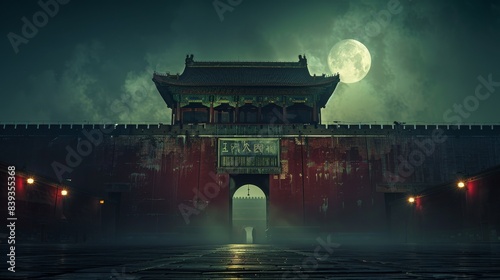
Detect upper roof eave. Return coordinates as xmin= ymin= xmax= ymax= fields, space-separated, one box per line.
xmin=152 ymin=73 xmax=340 ymax=88
xmin=152 ymin=55 xmax=340 ymax=88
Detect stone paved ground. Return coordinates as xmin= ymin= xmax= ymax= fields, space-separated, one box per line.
xmin=1 ymin=242 xmax=499 ymax=279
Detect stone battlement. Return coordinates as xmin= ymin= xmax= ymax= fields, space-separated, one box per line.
xmin=0 ymin=123 xmax=499 ymax=137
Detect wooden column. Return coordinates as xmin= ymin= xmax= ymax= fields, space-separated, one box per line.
xmin=282 ymin=101 xmax=287 ymax=124
xmin=176 ymin=103 xmax=181 ymax=124
xmin=318 ymin=107 xmax=321 ymax=124
xmin=235 ymin=102 xmax=239 ymax=124
xmin=312 ymin=102 xmax=318 ymax=124
xmin=209 ymin=102 xmax=214 ymax=123
xmin=258 ymin=103 xmax=262 ymax=123
xmin=180 ymin=107 xmax=185 ymax=124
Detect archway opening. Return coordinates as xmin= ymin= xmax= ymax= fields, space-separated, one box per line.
xmin=232 ymin=184 xmax=267 ymax=243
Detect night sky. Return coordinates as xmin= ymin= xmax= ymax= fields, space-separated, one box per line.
xmin=1 ymin=0 xmax=499 ymax=124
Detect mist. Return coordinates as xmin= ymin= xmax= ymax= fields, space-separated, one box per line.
xmin=1 ymin=0 xmax=499 ymax=124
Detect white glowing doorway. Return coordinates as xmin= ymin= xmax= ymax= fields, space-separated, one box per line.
xmin=232 ymin=184 xmax=267 ymax=243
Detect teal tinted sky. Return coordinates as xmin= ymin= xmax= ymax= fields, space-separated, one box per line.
xmin=1 ymin=0 xmax=499 ymax=124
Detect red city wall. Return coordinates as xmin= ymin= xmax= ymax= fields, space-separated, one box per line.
xmin=389 ymin=167 xmax=500 ymax=242
xmin=0 ymin=124 xmax=499 ymax=242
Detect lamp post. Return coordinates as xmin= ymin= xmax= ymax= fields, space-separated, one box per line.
xmin=99 ymin=199 xmax=105 ymax=240
xmin=53 ymin=187 xmax=69 ymax=215
xmin=52 ymin=185 xmax=69 ymax=242
xmin=406 ymin=196 xmax=416 ymax=243
xmin=53 ymin=185 xmax=59 ymax=218
xmin=457 ymin=180 xmax=467 ymax=240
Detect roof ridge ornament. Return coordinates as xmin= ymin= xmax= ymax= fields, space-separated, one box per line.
xmin=298 ymin=54 xmax=307 ymax=66
xmin=185 ymin=54 xmax=194 ymax=66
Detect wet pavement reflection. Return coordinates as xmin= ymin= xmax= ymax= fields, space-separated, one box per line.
xmin=1 ymin=242 xmax=499 ymax=279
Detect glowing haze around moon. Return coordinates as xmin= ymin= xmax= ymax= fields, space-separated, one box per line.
xmin=328 ymin=39 xmax=371 ymax=83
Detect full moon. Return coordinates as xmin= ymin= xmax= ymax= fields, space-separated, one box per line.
xmin=328 ymin=39 xmax=371 ymax=83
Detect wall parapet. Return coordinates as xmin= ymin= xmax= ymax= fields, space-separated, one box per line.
xmin=0 ymin=123 xmax=499 ymax=137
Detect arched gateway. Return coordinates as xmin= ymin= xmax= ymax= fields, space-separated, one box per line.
xmin=152 ymin=54 xmax=342 ymax=241
xmin=232 ymin=184 xmax=266 ymax=243
xmin=1 ymin=55 xmax=499 ymax=243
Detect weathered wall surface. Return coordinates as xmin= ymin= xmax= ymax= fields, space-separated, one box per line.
xmin=1 ymin=124 xmax=499 ymax=239
xmin=388 ymin=167 xmax=500 ymax=242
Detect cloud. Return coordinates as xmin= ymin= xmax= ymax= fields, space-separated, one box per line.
xmin=1 ymin=0 xmax=499 ymax=124
xmin=116 ymin=69 xmax=171 ymax=123
xmin=3 ymin=40 xmax=170 ymax=124
xmin=286 ymin=0 xmax=500 ymax=123
xmin=4 ymin=41 xmax=107 ymax=123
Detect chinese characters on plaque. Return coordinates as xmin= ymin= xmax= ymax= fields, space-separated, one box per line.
xmin=218 ymin=138 xmax=281 ymax=174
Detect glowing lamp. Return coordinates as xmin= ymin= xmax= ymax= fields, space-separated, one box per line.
xmin=27 ymin=178 xmax=35 ymax=184
xmin=408 ymin=197 xmax=415 ymax=203
xmin=61 ymin=189 xmax=68 ymax=196
xmin=457 ymin=181 xmax=465 ymax=188
xmin=99 ymin=200 xmax=105 ymax=204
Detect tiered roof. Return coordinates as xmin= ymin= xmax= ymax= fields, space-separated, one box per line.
xmin=153 ymin=54 xmax=339 ymax=87
xmin=152 ymin=55 xmax=340 ymax=110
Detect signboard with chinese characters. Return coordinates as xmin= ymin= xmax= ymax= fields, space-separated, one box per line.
xmin=218 ymin=138 xmax=281 ymax=174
